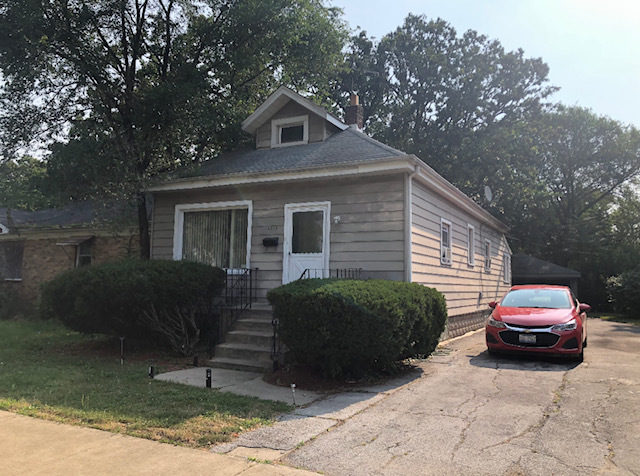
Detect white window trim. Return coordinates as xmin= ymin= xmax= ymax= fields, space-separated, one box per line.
xmin=484 ymin=239 xmax=492 ymax=273
xmin=467 ymin=224 xmax=475 ymax=266
xmin=173 ymin=200 xmax=253 ymax=271
xmin=440 ymin=218 xmax=452 ymax=265
xmin=503 ymin=253 xmax=512 ymax=284
xmin=271 ymin=115 xmax=309 ymax=148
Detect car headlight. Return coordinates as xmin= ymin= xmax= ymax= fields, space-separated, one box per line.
xmin=552 ymin=319 xmax=577 ymax=331
xmin=487 ymin=316 xmax=506 ymax=329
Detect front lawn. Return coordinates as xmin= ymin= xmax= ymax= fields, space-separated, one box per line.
xmin=0 ymin=319 xmax=289 ymax=448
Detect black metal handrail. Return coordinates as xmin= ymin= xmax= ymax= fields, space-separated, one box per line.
xmin=209 ymin=268 xmax=258 ymax=357
xmin=299 ymin=268 xmax=363 ymax=280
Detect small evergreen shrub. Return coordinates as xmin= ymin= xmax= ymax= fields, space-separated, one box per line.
xmin=607 ymin=267 xmax=640 ymax=317
xmin=267 ymin=279 xmax=447 ymax=378
xmin=40 ymin=259 xmax=226 ymax=354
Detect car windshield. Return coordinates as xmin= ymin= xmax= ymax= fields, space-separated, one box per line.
xmin=500 ymin=288 xmax=572 ymax=309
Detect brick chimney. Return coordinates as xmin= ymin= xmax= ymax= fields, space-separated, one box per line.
xmin=345 ymin=93 xmax=364 ymax=131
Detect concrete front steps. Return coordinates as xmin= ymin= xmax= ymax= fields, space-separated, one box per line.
xmin=207 ymin=305 xmax=275 ymax=373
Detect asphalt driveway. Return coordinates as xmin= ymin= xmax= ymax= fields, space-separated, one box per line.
xmin=278 ymin=318 xmax=640 ymax=475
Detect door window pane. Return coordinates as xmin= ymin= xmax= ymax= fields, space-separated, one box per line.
xmin=182 ymin=208 xmax=248 ymax=268
xmin=292 ymin=211 xmax=323 ymax=253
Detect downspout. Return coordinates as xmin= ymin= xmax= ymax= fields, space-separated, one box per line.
xmin=404 ymin=166 xmax=419 ymax=282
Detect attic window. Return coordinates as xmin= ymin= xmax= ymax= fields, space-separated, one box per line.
xmin=271 ymin=115 xmax=309 ymax=147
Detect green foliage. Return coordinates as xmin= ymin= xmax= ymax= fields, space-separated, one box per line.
xmin=0 ymin=0 xmax=348 ymax=257
xmin=0 ymin=157 xmax=61 ymax=210
xmin=607 ymin=267 xmax=640 ymax=317
xmin=334 ymin=14 xmax=557 ymax=186
xmin=40 ymin=260 xmax=225 ymax=354
xmin=267 ymin=279 xmax=447 ymax=379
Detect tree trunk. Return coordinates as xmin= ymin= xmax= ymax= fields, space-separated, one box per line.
xmin=137 ymin=192 xmax=151 ymax=259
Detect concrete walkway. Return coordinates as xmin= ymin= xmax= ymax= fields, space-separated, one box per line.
xmin=0 ymin=410 xmax=314 ymax=476
xmin=154 ymin=367 xmax=323 ymax=406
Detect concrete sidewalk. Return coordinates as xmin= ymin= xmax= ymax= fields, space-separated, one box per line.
xmin=0 ymin=411 xmax=315 ymax=476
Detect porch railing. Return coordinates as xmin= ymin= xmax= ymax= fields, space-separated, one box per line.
xmin=298 ymin=268 xmax=363 ymax=280
xmin=209 ymin=268 xmax=258 ymax=357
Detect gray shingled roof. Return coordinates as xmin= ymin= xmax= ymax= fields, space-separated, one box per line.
xmin=0 ymin=201 xmax=134 ymax=230
xmin=190 ymin=127 xmax=407 ymax=179
xmin=0 ymin=202 xmax=96 ymax=229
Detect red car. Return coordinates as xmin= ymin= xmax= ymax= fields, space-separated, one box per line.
xmin=486 ymin=285 xmax=591 ymax=362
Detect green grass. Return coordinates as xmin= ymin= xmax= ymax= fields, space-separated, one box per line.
xmin=590 ymin=312 xmax=640 ymax=326
xmin=0 ymin=319 xmax=290 ymax=448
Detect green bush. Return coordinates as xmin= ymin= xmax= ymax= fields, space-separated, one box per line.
xmin=40 ymin=259 xmax=226 ymax=354
xmin=607 ymin=267 xmax=640 ymax=317
xmin=267 ymin=279 xmax=447 ymax=378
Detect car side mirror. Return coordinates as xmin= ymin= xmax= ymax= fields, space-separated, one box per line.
xmin=488 ymin=301 xmax=498 ymax=309
xmin=579 ymin=303 xmax=591 ymax=313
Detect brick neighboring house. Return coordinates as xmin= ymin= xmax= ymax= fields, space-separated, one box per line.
xmin=0 ymin=201 xmax=138 ymax=313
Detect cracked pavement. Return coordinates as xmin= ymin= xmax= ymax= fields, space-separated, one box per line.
xmin=213 ymin=318 xmax=640 ymax=475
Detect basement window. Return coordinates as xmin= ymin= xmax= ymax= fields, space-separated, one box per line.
xmin=271 ymin=115 xmax=309 ymax=147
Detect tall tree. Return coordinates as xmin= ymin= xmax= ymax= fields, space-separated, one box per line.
xmin=334 ymin=14 xmax=557 ymax=197
xmin=531 ymin=106 xmax=640 ymax=265
xmin=0 ymin=0 xmax=347 ymax=257
xmin=0 ymin=156 xmax=60 ymax=210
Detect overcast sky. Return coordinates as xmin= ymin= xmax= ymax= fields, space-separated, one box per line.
xmin=333 ymin=0 xmax=640 ymax=129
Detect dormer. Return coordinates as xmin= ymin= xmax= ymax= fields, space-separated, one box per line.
xmin=241 ymin=86 xmax=348 ymax=150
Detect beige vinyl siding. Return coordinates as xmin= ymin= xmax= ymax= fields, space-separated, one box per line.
xmin=255 ymin=101 xmax=327 ymax=149
xmin=411 ymin=180 xmax=510 ymax=318
xmin=151 ymin=174 xmax=406 ymax=300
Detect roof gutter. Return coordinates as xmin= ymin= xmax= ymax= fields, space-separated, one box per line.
xmin=147 ymin=156 xmax=417 ymax=192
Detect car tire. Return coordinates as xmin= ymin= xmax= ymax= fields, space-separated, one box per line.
xmin=575 ymin=349 xmax=584 ymax=363
xmin=583 ymin=336 xmax=588 ymax=348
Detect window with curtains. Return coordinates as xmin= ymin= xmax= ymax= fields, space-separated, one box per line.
xmin=182 ymin=208 xmax=248 ymax=269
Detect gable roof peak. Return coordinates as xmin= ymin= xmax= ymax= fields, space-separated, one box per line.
xmin=241 ymin=86 xmax=347 ymax=136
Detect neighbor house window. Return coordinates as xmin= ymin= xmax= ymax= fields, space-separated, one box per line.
xmin=467 ymin=224 xmax=475 ymax=266
xmin=503 ymin=253 xmax=512 ymax=284
xmin=76 ymin=240 xmax=92 ymax=267
xmin=174 ymin=201 xmax=252 ymax=270
xmin=484 ymin=239 xmax=492 ymax=273
xmin=441 ymin=219 xmax=452 ymax=265
xmin=271 ymin=115 xmax=309 ymax=147
xmin=0 ymin=240 xmax=25 ymax=281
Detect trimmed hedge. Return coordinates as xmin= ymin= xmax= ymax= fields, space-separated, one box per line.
xmin=607 ymin=267 xmax=640 ymax=317
xmin=267 ymin=279 xmax=447 ymax=378
xmin=40 ymin=259 xmax=226 ymax=354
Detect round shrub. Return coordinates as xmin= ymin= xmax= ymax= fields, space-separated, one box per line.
xmin=607 ymin=267 xmax=640 ymax=317
xmin=40 ymin=259 xmax=226 ymax=354
xmin=267 ymin=279 xmax=447 ymax=378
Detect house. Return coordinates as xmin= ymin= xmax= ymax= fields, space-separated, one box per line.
xmin=148 ymin=87 xmax=511 ymax=341
xmin=512 ymin=253 xmax=581 ymax=295
xmin=0 ymin=201 xmax=138 ymax=314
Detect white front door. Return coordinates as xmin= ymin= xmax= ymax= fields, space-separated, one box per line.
xmin=283 ymin=202 xmax=331 ymax=284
